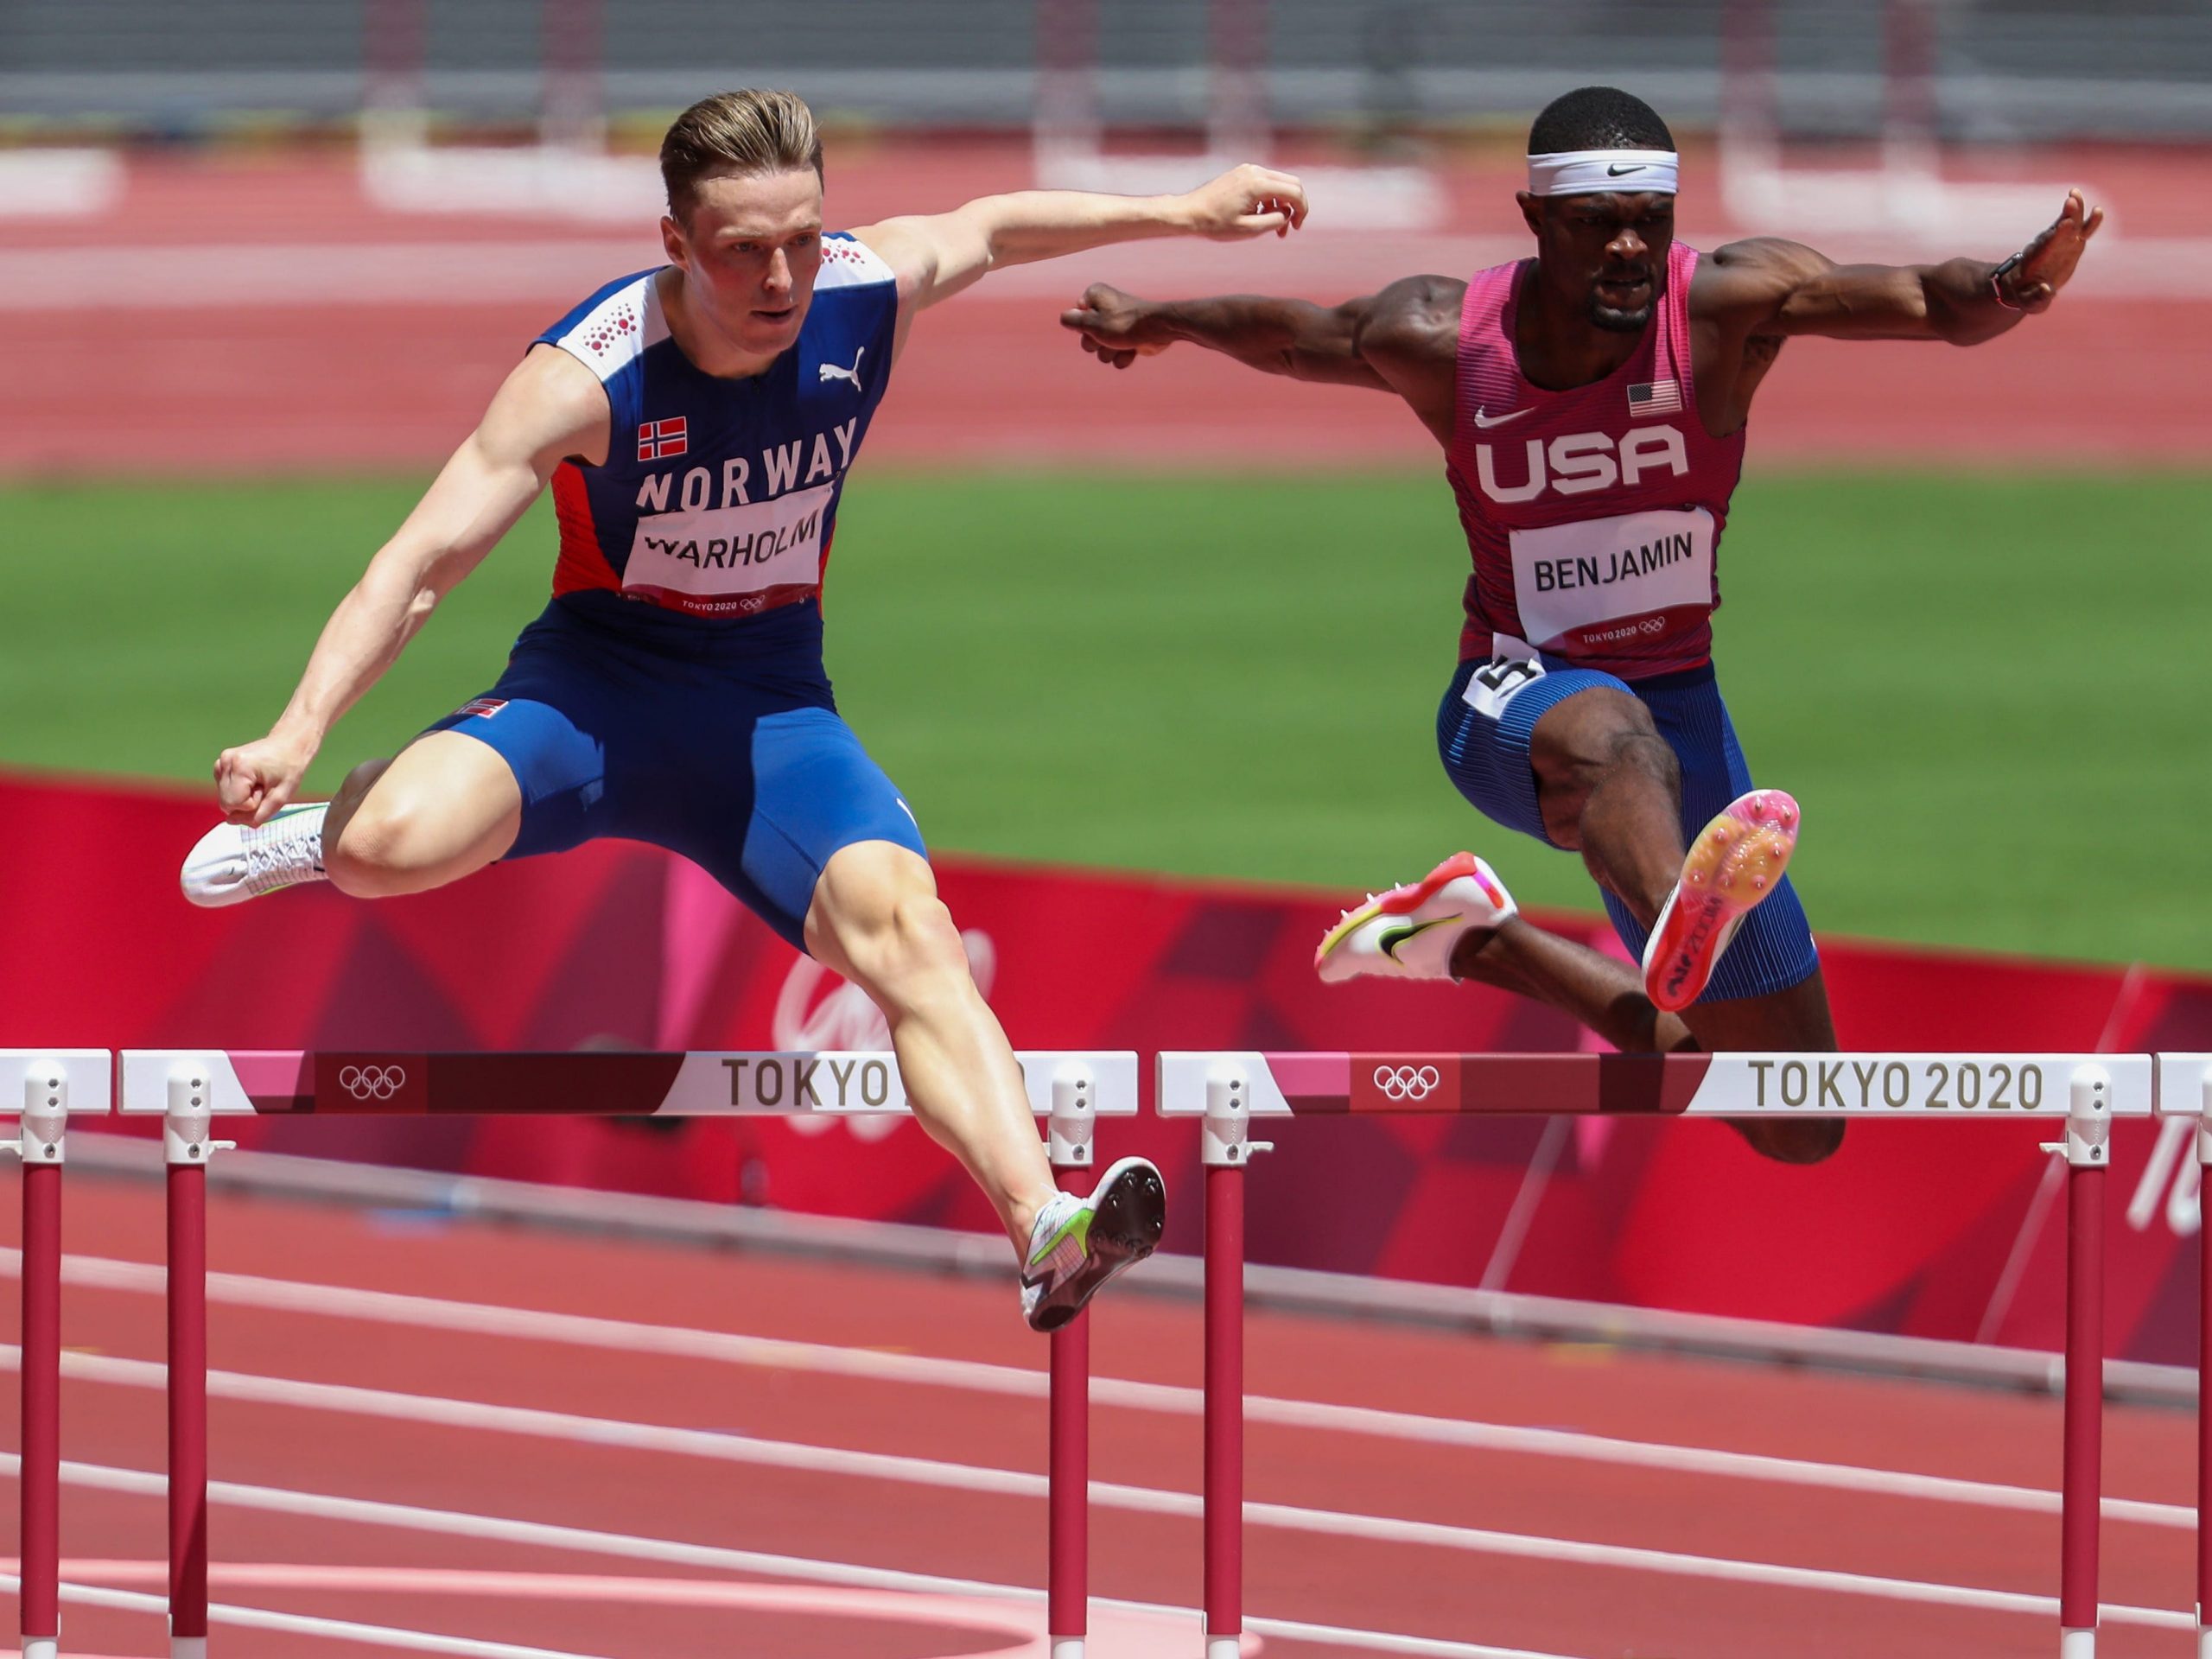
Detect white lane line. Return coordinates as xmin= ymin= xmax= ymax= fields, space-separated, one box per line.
xmin=8 ymin=1562 xmax=1081 ymax=1654
xmin=0 ymin=1567 xmax=612 ymax=1658
xmin=1 ymin=234 xmax=2206 ymax=310
xmin=3 ymin=1456 xmax=1590 ymax=1659
xmin=8 ymin=1248 xmax=2187 ymax=1529
xmin=0 ymin=1360 xmax=2191 ymax=1632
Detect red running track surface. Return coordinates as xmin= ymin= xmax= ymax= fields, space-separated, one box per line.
xmin=5 ymin=143 xmax=2209 ymax=475
xmin=0 ymin=1170 xmax=2198 ymax=1657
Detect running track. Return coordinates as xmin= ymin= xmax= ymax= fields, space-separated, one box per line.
xmin=0 ymin=1166 xmax=2197 ymax=1657
xmin=3 ymin=142 xmax=2209 ymax=474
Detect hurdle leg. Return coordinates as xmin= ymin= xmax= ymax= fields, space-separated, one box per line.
xmin=165 ymin=1066 xmax=223 ymax=1659
xmin=1047 ymin=1071 xmax=1096 ymax=1659
xmin=12 ymin=1065 xmax=70 ymax=1659
xmin=2058 ymin=1065 xmax=2113 ymax=1658
xmin=1201 ymin=1069 xmax=1267 ymax=1659
xmin=2197 ymin=1077 xmax=2211 ymax=1659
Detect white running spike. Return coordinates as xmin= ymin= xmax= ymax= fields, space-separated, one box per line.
xmin=1313 ymin=852 xmax=1518 ymax=987
xmin=180 ymin=801 xmax=331 ymax=909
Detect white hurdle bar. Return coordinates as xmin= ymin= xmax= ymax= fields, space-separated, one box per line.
xmin=1159 ymin=1050 xmax=2155 ymax=1659
xmin=1 ymin=1052 xmax=111 ymax=1659
xmin=118 ymin=1049 xmax=1138 ymax=1659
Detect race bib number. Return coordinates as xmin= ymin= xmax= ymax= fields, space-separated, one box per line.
xmin=1461 ymin=639 xmax=1545 ymax=721
xmin=1509 ymin=507 xmax=1713 ymax=649
xmin=624 ymin=482 xmax=833 ymax=614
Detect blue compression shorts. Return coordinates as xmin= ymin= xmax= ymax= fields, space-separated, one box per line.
xmin=1435 ymin=654 xmax=1819 ymax=1005
xmin=425 ymin=600 xmax=925 ymax=951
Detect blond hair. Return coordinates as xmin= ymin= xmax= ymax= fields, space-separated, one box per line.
xmin=659 ymin=90 xmax=823 ymax=225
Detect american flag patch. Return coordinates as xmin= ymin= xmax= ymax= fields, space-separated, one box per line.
xmin=1628 ymin=380 xmax=1682 ymax=417
xmin=636 ymin=416 xmax=689 ymax=461
xmin=453 ymin=696 xmax=508 ymax=721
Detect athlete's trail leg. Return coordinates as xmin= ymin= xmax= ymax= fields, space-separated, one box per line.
xmin=1452 ymin=920 xmax=1695 ymax=1053
xmin=804 ymin=841 xmax=1058 ymax=1251
xmin=322 ymin=732 xmax=524 ymax=898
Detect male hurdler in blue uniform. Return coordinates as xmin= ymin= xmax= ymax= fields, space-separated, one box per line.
xmin=181 ymin=89 xmax=1309 ymax=1330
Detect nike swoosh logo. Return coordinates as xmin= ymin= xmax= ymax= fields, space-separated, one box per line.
xmin=1607 ymin=163 xmax=1646 ymax=176
xmin=1471 ymin=406 xmax=1529 ymax=429
xmin=1378 ymin=916 xmax=1455 ymax=962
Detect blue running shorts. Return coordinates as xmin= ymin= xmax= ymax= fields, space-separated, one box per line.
xmin=1436 ymin=653 xmax=1818 ymax=1005
xmin=424 ymin=601 xmax=925 ymax=951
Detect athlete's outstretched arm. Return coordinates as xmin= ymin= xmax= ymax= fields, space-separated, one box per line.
xmin=1697 ymin=190 xmax=2103 ymax=347
xmin=851 ymin=165 xmax=1306 ymax=353
xmin=1059 ymin=274 xmax=1466 ymax=444
xmin=213 ymin=345 xmax=608 ymax=826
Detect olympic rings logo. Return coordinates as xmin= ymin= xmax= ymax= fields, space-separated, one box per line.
xmin=340 ymin=1065 xmax=407 ymax=1102
xmin=1372 ymin=1065 xmax=1441 ymax=1102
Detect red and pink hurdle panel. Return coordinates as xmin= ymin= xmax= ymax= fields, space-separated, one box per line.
xmin=2 ymin=1052 xmax=111 ymax=1659
xmin=117 ymin=1048 xmax=1136 ymax=1659
xmin=1158 ymin=1049 xmax=2156 ymax=1659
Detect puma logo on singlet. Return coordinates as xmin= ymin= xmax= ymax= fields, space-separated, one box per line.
xmin=818 ymin=347 xmax=866 ymax=391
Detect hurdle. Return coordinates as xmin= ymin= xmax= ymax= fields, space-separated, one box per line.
xmin=1 ymin=1052 xmax=110 ymax=1659
xmin=1159 ymin=1049 xmax=2153 ymax=1659
xmin=2157 ymin=1053 xmax=2212 ymax=1659
xmin=118 ymin=1047 xmax=1138 ymax=1659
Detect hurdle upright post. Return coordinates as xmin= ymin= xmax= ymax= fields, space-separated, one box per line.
xmin=162 ymin=1062 xmax=230 ymax=1659
xmin=2196 ymin=1069 xmax=2212 ymax=1659
xmin=2056 ymin=1065 xmax=2112 ymax=1659
xmin=1046 ymin=1067 xmax=1096 ymax=1659
xmin=1200 ymin=1065 xmax=1268 ymax=1659
xmin=9 ymin=1062 xmax=71 ymax=1659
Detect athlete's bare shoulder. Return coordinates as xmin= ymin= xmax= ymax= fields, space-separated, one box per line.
xmin=1353 ymin=275 xmax=1465 ymax=445
xmin=480 ymin=340 xmax=615 ymax=470
xmin=1686 ymin=239 xmax=1840 ymax=436
xmin=1356 ymin=274 xmax=1466 ymax=365
xmin=1690 ymin=238 xmax=1837 ymax=333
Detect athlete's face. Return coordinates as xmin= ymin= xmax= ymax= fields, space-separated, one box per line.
xmin=663 ymin=168 xmax=827 ymax=360
xmin=1521 ymin=190 xmax=1676 ymax=333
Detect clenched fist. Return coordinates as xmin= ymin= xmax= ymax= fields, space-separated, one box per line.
xmin=1061 ymin=283 xmax=1174 ymax=370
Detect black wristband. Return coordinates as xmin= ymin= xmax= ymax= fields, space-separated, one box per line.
xmin=1989 ymin=251 xmax=2024 ymax=311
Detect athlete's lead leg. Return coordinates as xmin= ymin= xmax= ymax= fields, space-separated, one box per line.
xmin=802 ymin=839 xmax=1056 ymax=1247
xmin=1526 ymin=687 xmax=1841 ymax=1161
xmin=804 ymin=840 xmax=1164 ymax=1330
xmin=323 ymin=733 xmax=523 ymax=898
xmin=180 ymin=732 xmax=523 ymax=909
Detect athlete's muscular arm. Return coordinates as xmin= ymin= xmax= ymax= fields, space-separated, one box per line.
xmin=213 ymin=345 xmax=609 ymax=826
xmin=1059 ymin=274 xmax=1465 ymax=446
xmin=1688 ymin=191 xmax=2101 ymax=434
xmin=1700 ymin=193 xmax=2101 ymax=344
xmin=850 ymin=165 xmax=1306 ymax=356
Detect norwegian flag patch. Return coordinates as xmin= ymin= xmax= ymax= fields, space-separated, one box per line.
xmin=637 ymin=416 xmax=689 ymax=461
xmin=1627 ymin=379 xmax=1682 ymax=416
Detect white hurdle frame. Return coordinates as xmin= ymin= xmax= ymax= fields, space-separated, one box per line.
xmin=118 ymin=1048 xmax=1137 ymax=1659
xmin=1 ymin=1052 xmax=112 ymax=1659
xmin=1160 ymin=1049 xmax=2154 ymax=1659
xmin=2157 ymin=1054 xmax=2212 ymax=1659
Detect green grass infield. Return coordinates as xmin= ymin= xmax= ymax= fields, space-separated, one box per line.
xmin=4 ymin=467 xmax=2205 ymax=971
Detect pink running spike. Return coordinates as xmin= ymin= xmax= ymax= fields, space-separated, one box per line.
xmin=1643 ymin=790 xmax=1802 ymax=1014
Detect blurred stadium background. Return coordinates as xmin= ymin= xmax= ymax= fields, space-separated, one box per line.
xmin=3 ymin=11 xmax=2212 ymax=1652
xmin=3 ymin=0 xmax=2207 ymax=963
xmin=2 ymin=0 xmax=2209 ymax=1182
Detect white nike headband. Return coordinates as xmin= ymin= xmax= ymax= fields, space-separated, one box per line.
xmin=1527 ymin=149 xmax=1679 ymax=197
